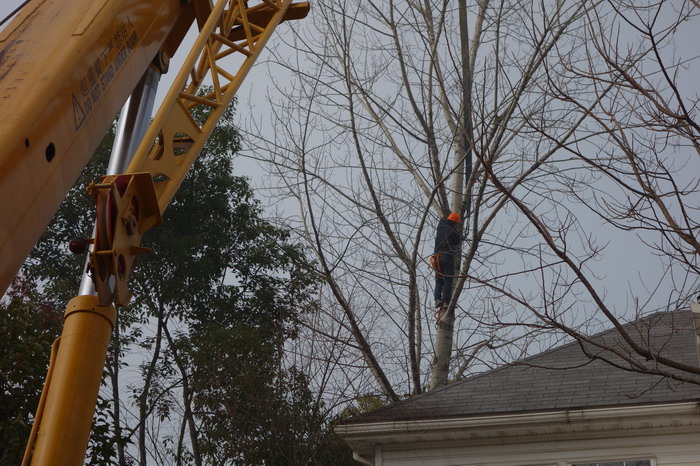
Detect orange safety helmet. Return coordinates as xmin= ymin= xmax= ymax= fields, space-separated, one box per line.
xmin=447 ymin=212 xmax=461 ymax=223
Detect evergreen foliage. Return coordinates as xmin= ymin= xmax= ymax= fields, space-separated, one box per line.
xmin=0 ymin=280 xmax=61 ymax=465
xmin=2 ymin=101 xmax=352 ymax=464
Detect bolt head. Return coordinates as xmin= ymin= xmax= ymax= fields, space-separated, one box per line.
xmin=68 ymin=237 xmax=88 ymax=254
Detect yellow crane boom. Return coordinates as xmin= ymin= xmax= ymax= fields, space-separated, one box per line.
xmin=0 ymin=0 xmax=190 ymax=294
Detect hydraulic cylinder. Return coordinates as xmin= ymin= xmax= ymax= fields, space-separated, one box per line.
xmin=29 ymin=296 xmax=116 ymax=465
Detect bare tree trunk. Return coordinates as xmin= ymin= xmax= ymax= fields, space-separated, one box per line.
xmin=138 ymin=304 xmax=165 ymax=466
xmin=431 ymin=0 xmax=471 ymax=390
xmin=175 ymin=413 xmax=187 ymax=466
xmin=430 ymin=0 xmax=487 ymax=390
xmin=110 ymin=325 xmax=127 ymax=465
xmin=163 ymin=324 xmax=202 ymax=466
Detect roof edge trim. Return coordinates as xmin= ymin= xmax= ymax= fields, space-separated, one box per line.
xmin=336 ymin=401 xmax=700 ymax=439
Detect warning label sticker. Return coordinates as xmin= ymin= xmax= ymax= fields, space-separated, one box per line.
xmin=72 ymin=94 xmax=86 ymax=130
xmin=73 ymin=18 xmax=138 ymax=131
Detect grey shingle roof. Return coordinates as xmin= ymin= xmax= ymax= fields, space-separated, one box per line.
xmin=344 ymin=310 xmax=700 ymax=425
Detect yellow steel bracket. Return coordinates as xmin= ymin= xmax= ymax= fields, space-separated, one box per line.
xmin=85 ymin=0 xmax=308 ymax=307
xmin=127 ymin=0 xmax=310 ymax=212
xmin=88 ymin=173 xmax=162 ymax=305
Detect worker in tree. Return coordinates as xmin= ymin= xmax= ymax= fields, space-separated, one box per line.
xmin=431 ymin=212 xmax=462 ymax=313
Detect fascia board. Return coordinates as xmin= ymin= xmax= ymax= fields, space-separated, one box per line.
xmin=336 ymin=401 xmax=700 ymax=442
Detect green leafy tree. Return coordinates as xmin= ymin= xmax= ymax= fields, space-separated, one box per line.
xmin=127 ymin=101 xmax=352 ymax=464
xmin=0 ymin=279 xmax=61 ymax=466
xmin=14 ymin=100 xmax=352 ymax=464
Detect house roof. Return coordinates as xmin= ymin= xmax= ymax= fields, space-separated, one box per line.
xmin=344 ymin=309 xmax=700 ymax=425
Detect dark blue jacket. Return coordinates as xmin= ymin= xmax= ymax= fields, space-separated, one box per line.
xmin=434 ymin=219 xmax=461 ymax=255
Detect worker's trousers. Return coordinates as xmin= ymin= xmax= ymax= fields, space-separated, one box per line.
xmin=434 ymin=253 xmax=455 ymax=303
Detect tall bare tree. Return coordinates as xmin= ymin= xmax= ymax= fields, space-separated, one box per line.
xmin=245 ymin=0 xmax=608 ymax=398
xmin=472 ymin=0 xmax=700 ymax=381
xmin=246 ymin=0 xmax=700 ymax=402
